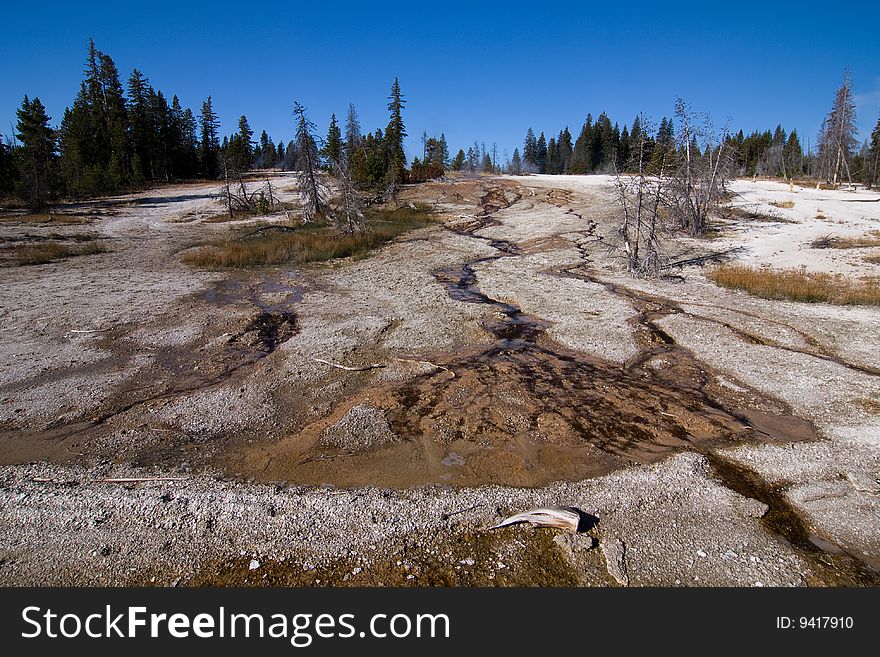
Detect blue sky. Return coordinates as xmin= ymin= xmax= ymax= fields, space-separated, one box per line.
xmin=1 ymin=0 xmax=878 ymax=163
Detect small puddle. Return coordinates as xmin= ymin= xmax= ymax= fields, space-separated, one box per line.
xmin=201 ymin=273 xmax=305 ymax=315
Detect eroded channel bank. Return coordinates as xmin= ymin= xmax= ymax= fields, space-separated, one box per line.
xmin=233 ymin=182 xmax=824 ymax=489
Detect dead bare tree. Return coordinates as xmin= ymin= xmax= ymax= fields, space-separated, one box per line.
xmin=332 ymin=160 xmax=366 ymax=234
xmin=666 ymin=99 xmax=733 ymax=236
xmin=816 ymin=70 xmax=857 ymax=188
xmin=615 ymin=113 xmax=666 ymax=276
xmin=220 ymin=153 xmax=289 ymax=220
xmin=293 ymin=101 xmax=330 ymax=222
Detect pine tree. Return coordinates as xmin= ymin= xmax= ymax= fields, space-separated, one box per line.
xmin=127 ymin=69 xmax=152 ymax=182
xmin=481 ymin=152 xmax=493 ymax=172
xmin=616 ymin=125 xmax=628 ymax=170
xmin=343 ymin=102 xmax=361 ymax=166
xmin=58 ymin=40 xmax=129 ymax=194
xmin=651 ymin=116 xmax=674 ymax=172
xmin=180 ymin=106 xmax=199 ymax=178
xmin=258 ymin=130 xmax=270 ymax=168
xmin=558 ymin=127 xmax=573 ymax=173
xmin=866 ymin=116 xmax=880 ymax=189
xmin=384 ymin=77 xmax=407 ymax=185
xmin=199 ymin=96 xmax=220 ymax=178
xmin=322 ymin=113 xmax=342 ymax=170
xmin=546 ymin=137 xmax=559 ymax=174
xmin=590 ymin=112 xmax=613 ymax=171
xmin=282 ymin=139 xmax=297 ymax=171
xmin=536 ymin=132 xmax=547 ymax=173
xmin=523 ymin=128 xmax=537 ymax=171
xmin=0 ymin=134 xmax=14 ymax=194
xmin=451 ymin=148 xmax=465 ymax=171
xmin=14 ymin=96 xmax=57 ymax=207
xmin=97 ymin=52 xmax=129 ymax=187
xmin=510 ymin=148 xmax=522 ymax=175
xmin=293 ymin=102 xmax=326 ymax=221
xmin=784 ymin=129 xmax=803 ymax=178
xmin=234 ymin=115 xmax=254 ymax=171
xmin=570 ymin=114 xmax=593 ymax=174
xmin=150 ymin=89 xmax=172 ymax=182
xmin=439 ymin=133 xmax=450 ymax=167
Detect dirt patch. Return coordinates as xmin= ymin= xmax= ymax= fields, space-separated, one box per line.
xmin=182 ymin=527 xmax=605 ymax=587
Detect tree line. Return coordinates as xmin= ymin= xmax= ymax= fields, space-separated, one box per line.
xmin=1 ymin=40 xmax=430 ymax=209
xmin=502 ymin=72 xmax=879 ymax=188
xmin=4 ymin=47 xmax=879 ymax=211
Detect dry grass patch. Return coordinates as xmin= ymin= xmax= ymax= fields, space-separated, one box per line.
xmin=721 ymin=205 xmax=795 ymax=224
xmin=811 ymin=230 xmax=880 ymax=249
xmin=864 ymin=255 xmax=880 ymax=265
xmin=771 ymin=200 xmax=795 ymax=209
xmin=182 ymin=203 xmax=436 ymax=269
xmin=792 ymin=179 xmax=837 ymax=190
xmin=708 ymin=265 xmax=880 ymax=306
xmin=9 ymin=241 xmax=108 ymax=266
xmin=0 ymin=212 xmax=92 ymax=225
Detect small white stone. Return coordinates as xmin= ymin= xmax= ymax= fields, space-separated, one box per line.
xmin=248 ymin=559 xmax=260 ymax=570
xmin=697 ymin=550 xmax=707 ymax=558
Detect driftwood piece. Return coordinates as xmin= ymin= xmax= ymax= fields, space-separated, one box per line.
xmin=664 ymin=247 xmax=744 ymax=269
xmin=488 ymin=506 xmax=583 ymax=532
xmin=32 ymin=477 xmax=185 ymax=484
xmin=312 ymin=356 xmax=454 ymax=376
xmin=313 ymin=358 xmax=386 ymax=372
xmin=392 ymin=357 xmax=455 ymax=377
xmin=97 ymin=477 xmax=186 ymax=483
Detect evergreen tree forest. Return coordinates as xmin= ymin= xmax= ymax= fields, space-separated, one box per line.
xmin=3 ymin=44 xmax=879 ymax=210
xmin=516 ymin=114 xmax=819 ymax=181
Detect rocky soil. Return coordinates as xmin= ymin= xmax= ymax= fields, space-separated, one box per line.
xmin=1 ymin=173 xmax=878 ymax=586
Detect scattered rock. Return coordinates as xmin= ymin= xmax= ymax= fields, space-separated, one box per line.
xmin=845 ymin=471 xmax=880 ymax=494
xmin=601 ymin=537 xmax=628 ymax=586
xmin=553 ymin=533 xmax=595 ymax=553
xmin=248 ymin=559 xmax=260 ymax=570
xmin=740 ymin=497 xmax=770 ymax=518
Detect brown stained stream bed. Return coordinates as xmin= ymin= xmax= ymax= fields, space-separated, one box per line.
xmin=230 ymin=185 xmax=821 ymax=490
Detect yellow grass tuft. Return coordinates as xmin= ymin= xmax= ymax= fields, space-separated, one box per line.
xmin=708 ymin=265 xmax=880 ymax=306
xmin=0 ymin=212 xmax=92 ymax=225
xmin=181 ymin=204 xmax=436 ymax=269
xmin=12 ymin=241 xmax=108 ymax=265
xmin=771 ymin=200 xmax=795 ymax=209
xmin=831 ymin=230 xmax=880 ymax=249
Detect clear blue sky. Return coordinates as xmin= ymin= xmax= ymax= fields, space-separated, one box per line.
xmin=2 ymin=0 xmax=878 ymax=163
